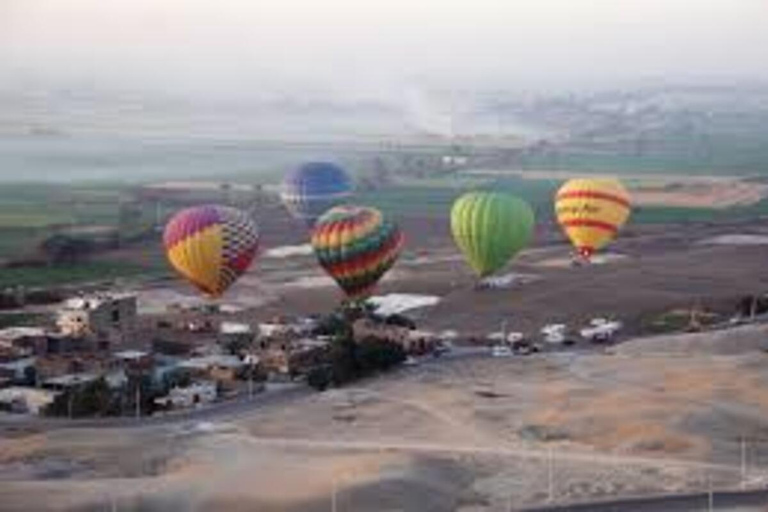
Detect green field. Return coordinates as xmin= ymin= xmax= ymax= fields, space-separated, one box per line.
xmin=514 ymin=127 xmax=768 ymax=175
xmin=361 ymin=175 xmax=768 ymax=226
xmin=0 ymin=182 xmax=146 ymax=260
xmin=0 ymin=261 xmax=167 ymax=289
xmin=0 ymin=312 xmax=49 ymax=329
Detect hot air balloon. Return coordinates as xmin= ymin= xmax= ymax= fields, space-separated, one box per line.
xmin=164 ymin=205 xmax=259 ymax=297
xmin=554 ymin=178 xmax=631 ymax=262
xmin=451 ymin=191 xmax=535 ymax=278
xmin=311 ymin=205 xmax=404 ymax=299
xmin=281 ymin=162 xmax=353 ymax=227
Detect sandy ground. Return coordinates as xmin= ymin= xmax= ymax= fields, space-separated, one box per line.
xmin=128 ymin=220 xmax=768 ymax=341
xmin=632 ymin=181 xmax=768 ymax=209
xmin=5 ymin=325 xmax=768 ymax=510
xmin=699 ymin=234 xmax=768 ymax=246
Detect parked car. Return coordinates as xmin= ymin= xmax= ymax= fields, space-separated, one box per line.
xmin=512 ymin=339 xmax=541 ymax=355
xmin=491 ymin=345 xmax=513 ymax=358
xmin=404 ymin=356 xmax=420 ymax=367
xmin=580 ymin=318 xmax=622 ymax=343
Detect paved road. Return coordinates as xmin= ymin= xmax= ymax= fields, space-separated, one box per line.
xmin=0 ymin=384 xmax=311 ymax=431
xmin=522 ymin=488 xmax=768 ymax=511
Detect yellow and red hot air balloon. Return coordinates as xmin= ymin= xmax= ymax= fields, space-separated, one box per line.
xmin=311 ymin=205 xmax=404 ymax=300
xmin=164 ymin=205 xmax=259 ymax=297
xmin=554 ymin=178 xmax=631 ymax=262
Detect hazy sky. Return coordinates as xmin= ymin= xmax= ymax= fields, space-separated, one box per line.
xmin=3 ymin=0 xmax=768 ymax=100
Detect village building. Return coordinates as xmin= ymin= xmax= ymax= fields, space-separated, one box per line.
xmin=154 ymin=381 xmax=217 ymax=409
xmin=0 ymin=327 xmax=46 ymax=359
xmin=42 ymin=373 xmax=100 ymax=392
xmin=259 ymin=338 xmax=329 ymax=377
xmin=0 ymin=387 xmax=59 ymax=415
xmin=257 ymin=316 xmax=318 ymax=343
xmin=218 ymin=322 xmax=254 ymax=353
xmin=35 ymin=353 xmax=111 ymax=382
xmin=352 ymin=318 xmax=437 ymax=354
xmin=56 ymin=293 xmax=137 ymax=347
xmin=112 ymin=350 xmax=154 ymax=372
xmin=0 ymin=357 xmax=35 ymax=384
xmin=175 ymin=354 xmax=252 ymax=384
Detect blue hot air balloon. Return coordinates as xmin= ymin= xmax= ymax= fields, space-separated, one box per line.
xmin=280 ymin=162 xmax=353 ymax=227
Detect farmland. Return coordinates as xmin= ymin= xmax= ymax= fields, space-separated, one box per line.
xmin=1 ymin=162 xmax=768 ymax=291
xmin=0 ymin=261 xmax=165 ymax=289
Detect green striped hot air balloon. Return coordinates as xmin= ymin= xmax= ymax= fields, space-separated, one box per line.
xmin=450 ymin=191 xmax=535 ymax=278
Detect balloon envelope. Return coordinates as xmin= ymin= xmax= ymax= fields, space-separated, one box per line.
xmin=164 ymin=205 xmax=259 ymax=297
xmin=281 ymin=162 xmax=353 ymax=227
xmin=311 ymin=205 xmax=403 ymax=299
xmin=451 ymin=191 xmax=535 ymax=277
xmin=554 ymin=178 xmax=631 ymax=259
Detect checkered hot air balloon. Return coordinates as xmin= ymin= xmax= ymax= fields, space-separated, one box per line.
xmin=311 ymin=205 xmax=404 ymax=299
xmin=554 ymin=178 xmax=632 ymax=261
xmin=163 ymin=205 xmax=259 ymax=297
xmin=280 ymin=162 xmax=353 ymax=228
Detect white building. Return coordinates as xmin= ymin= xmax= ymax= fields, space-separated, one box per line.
xmin=177 ymin=355 xmax=245 ymax=372
xmin=0 ymin=327 xmax=47 ymax=344
xmin=220 ymin=322 xmax=251 ymax=335
xmin=113 ymin=350 xmax=150 ymax=362
xmin=42 ymin=373 xmax=99 ymax=391
xmin=0 ymin=387 xmax=59 ymax=415
xmin=154 ymin=381 xmax=217 ymax=409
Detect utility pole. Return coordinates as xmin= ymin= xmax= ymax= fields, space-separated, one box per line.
xmin=501 ymin=320 xmax=508 ymax=345
xmin=547 ymin=446 xmax=555 ymax=503
xmin=68 ymin=377 xmax=80 ymax=419
xmin=750 ymin=295 xmax=758 ymax=321
xmin=331 ymin=475 xmax=337 ymax=512
xmin=245 ymin=354 xmax=255 ymax=400
xmin=707 ymin=474 xmax=714 ymax=512
xmin=248 ymin=365 xmax=254 ymax=400
xmin=154 ymin=201 xmax=163 ymax=229
xmin=741 ymin=437 xmax=748 ymax=489
xmin=135 ymin=382 xmax=141 ymax=420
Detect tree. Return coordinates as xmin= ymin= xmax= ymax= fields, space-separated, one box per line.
xmin=38 ymin=234 xmax=94 ymax=265
xmin=314 ymin=313 xmax=350 ymax=337
xmin=308 ymin=305 xmax=409 ymax=393
xmin=125 ymin=373 xmax=156 ymax=417
xmin=381 ymin=314 xmax=416 ymax=330
xmin=356 ymin=337 xmax=406 ymax=374
xmin=222 ymin=333 xmax=254 ymax=355
xmin=44 ymin=378 xmax=116 ymax=418
xmin=307 ymin=366 xmax=332 ymax=391
xmin=329 ymin=335 xmax=360 ymax=386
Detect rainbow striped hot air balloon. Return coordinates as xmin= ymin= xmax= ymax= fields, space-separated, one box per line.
xmin=164 ymin=205 xmax=259 ymax=297
xmin=554 ymin=178 xmax=631 ymax=261
xmin=311 ymin=205 xmax=404 ymax=299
